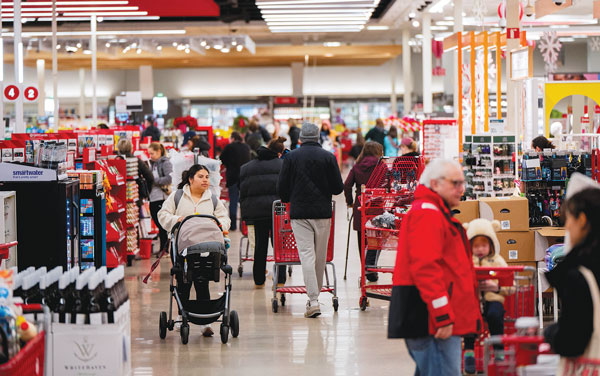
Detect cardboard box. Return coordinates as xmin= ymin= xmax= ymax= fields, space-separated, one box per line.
xmin=532 ymin=227 xmax=565 ymax=261
xmin=479 ymin=196 xmax=529 ymax=231
xmin=452 ymin=200 xmax=479 ymax=224
xmin=496 ymin=230 xmax=535 ymax=263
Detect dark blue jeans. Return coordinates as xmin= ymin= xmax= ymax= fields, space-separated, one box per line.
xmin=405 ymin=336 xmax=461 ymax=376
xmin=228 ymin=183 xmax=239 ymax=231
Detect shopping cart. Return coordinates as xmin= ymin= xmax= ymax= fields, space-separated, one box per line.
xmin=271 ymin=200 xmax=338 ymax=313
xmin=0 ymin=241 xmax=17 ymax=268
xmin=483 ymin=335 xmax=550 ymax=376
xmin=359 ymin=156 xmax=423 ymax=310
xmin=0 ymin=304 xmax=50 ymax=376
xmin=237 ymin=221 xmax=292 ymax=278
xmin=468 ymin=266 xmax=537 ymax=373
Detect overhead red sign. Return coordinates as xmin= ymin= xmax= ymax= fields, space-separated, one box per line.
xmin=274 ymin=97 xmax=298 ymax=105
xmin=507 ymin=28 xmax=520 ymax=39
xmin=24 ymin=86 xmax=39 ymax=102
xmin=128 ymin=0 xmax=220 ymax=17
xmin=4 ymin=85 xmax=19 ymax=101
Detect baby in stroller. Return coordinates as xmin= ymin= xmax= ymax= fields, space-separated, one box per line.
xmin=158 ymin=165 xmax=238 ymax=344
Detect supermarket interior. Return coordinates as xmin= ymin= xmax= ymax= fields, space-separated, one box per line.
xmin=2 ymin=0 xmax=600 ymax=375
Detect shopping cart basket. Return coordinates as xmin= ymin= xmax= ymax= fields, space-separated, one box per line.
xmin=468 ymin=266 xmax=537 ymax=373
xmin=0 ymin=241 xmax=17 ymax=268
xmin=237 ymin=221 xmax=292 ymax=278
xmin=0 ymin=304 xmax=50 ymax=376
xmin=271 ymin=200 xmax=337 ymax=313
xmin=359 ymin=156 xmax=423 ymax=310
xmin=484 ymin=335 xmax=549 ymax=376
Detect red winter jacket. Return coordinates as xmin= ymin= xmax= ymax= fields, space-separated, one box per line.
xmin=388 ymin=185 xmax=482 ymax=338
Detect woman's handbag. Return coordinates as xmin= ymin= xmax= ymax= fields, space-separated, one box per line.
xmin=557 ymin=266 xmax=600 ymax=376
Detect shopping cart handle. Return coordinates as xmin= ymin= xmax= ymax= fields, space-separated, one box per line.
xmin=14 ymin=303 xmax=43 ymax=314
xmin=0 ymin=241 xmax=17 ymax=249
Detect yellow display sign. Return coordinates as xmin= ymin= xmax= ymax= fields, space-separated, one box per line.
xmin=544 ymin=82 xmax=600 ymax=137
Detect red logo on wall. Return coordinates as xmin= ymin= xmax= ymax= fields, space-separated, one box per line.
xmin=507 ymin=28 xmax=520 ymax=39
xmin=4 ymin=85 xmax=19 ymax=101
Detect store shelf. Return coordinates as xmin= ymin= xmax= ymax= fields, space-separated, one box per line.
xmin=493 ymin=174 xmax=517 ymax=179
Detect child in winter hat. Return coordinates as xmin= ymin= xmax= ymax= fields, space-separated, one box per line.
xmin=462 ymin=218 xmax=514 ymax=373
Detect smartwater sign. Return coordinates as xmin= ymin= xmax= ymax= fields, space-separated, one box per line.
xmin=0 ymin=163 xmax=57 ymax=181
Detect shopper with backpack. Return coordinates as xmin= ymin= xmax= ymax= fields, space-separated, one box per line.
xmin=116 ymin=138 xmax=154 ymax=204
xmin=239 ymin=137 xmax=287 ymax=288
xmin=158 ymin=164 xmax=230 ymax=337
xmin=149 ymin=142 xmax=173 ymax=254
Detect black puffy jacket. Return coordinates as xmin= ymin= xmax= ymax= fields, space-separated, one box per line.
xmin=277 ymin=141 xmax=344 ymax=220
xmin=239 ymin=147 xmax=283 ymax=223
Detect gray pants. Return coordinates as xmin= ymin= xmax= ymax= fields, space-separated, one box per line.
xmin=291 ymin=218 xmax=331 ymax=304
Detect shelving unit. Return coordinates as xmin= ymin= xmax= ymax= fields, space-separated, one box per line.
xmin=0 ymin=191 xmax=17 ymax=269
xmin=125 ymin=157 xmax=139 ymax=265
xmin=463 ymin=134 xmax=517 ymax=199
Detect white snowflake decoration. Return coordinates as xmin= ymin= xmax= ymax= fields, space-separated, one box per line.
xmin=462 ymin=64 xmax=472 ymax=132
xmin=590 ymin=37 xmax=600 ymax=52
xmin=487 ymin=52 xmax=497 ymax=88
xmin=475 ymin=50 xmax=486 ymax=133
xmin=538 ymin=31 xmax=562 ymax=73
xmin=472 ymin=0 xmax=487 ymax=27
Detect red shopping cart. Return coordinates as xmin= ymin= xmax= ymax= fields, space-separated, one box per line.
xmin=0 ymin=241 xmax=17 ymax=268
xmin=483 ymin=335 xmax=551 ymax=376
xmin=359 ymin=156 xmax=423 ymax=310
xmin=237 ymin=221 xmax=292 ymax=278
xmin=271 ymin=200 xmax=338 ymax=313
xmin=0 ymin=304 xmax=50 ymax=376
xmin=468 ymin=266 xmax=537 ymax=373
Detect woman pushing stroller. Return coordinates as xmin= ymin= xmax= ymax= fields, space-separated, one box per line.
xmin=158 ymin=164 xmax=231 ymax=338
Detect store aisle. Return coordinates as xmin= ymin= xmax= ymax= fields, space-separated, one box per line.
xmin=125 ymin=195 xmax=415 ymax=376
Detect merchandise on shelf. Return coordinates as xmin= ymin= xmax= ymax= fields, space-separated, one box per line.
xmin=463 ymin=135 xmax=517 ymax=199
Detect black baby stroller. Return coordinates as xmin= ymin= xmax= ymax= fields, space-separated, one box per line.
xmin=158 ymin=214 xmax=239 ymax=344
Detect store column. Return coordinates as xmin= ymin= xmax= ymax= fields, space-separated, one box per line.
xmin=390 ymin=54 xmax=397 ymax=116
xmin=453 ymin=0 xmax=463 ymax=118
xmin=422 ymin=13 xmax=432 ymax=114
xmin=13 ymin=0 xmax=24 ymax=133
xmin=36 ymin=59 xmax=46 ymax=117
xmin=139 ymin=65 xmax=154 ymax=101
xmin=79 ymin=68 xmax=85 ymax=122
xmin=91 ymin=15 xmax=98 ymax=127
xmin=505 ymin=0 xmax=521 ymax=133
xmin=402 ymin=29 xmax=412 ymax=115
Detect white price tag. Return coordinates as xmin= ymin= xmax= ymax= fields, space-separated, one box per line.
xmin=509 ymin=250 xmax=518 ymax=260
xmin=501 ymin=220 xmax=511 ymax=230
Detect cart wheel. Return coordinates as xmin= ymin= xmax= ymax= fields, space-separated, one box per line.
xmin=220 ymin=324 xmax=229 ymax=344
xmin=127 ymin=255 xmax=133 ymax=267
xmin=333 ymin=297 xmax=339 ymax=312
xmin=159 ymin=312 xmax=167 ymax=339
xmin=280 ymin=294 xmax=286 ymax=306
xmin=180 ymin=324 xmax=189 ymax=345
xmin=288 ymin=266 xmax=292 ymax=276
xmin=359 ymin=296 xmax=368 ymax=311
xmin=237 ymin=265 xmax=243 ymax=277
xmin=230 ymin=310 xmax=240 ymax=338
xmin=272 ymin=299 xmax=278 ymax=313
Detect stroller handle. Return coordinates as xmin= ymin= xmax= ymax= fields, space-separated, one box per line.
xmin=171 ymin=214 xmax=224 ymax=235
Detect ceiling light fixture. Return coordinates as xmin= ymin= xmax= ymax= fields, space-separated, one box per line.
xmin=83 ymin=49 xmax=92 ymax=55
xmin=185 ymin=48 xmax=190 ymax=53
xmin=136 ymin=48 xmax=141 ymax=54
xmin=429 ymin=0 xmax=452 ymax=13
xmin=157 ymin=45 xmax=162 ymax=50
xmin=431 ymin=25 xmax=448 ymax=30
xmin=323 ymin=41 xmax=341 ymax=47
xmin=105 ymin=42 xmax=110 ymax=47
xmin=366 ymin=25 xmax=389 ymax=30
xmin=221 ymin=47 xmax=230 ymax=53
xmin=236 ymin=44 xmax=243 ymax=52
xmin=412 ymin=20 xmax=420 ymax=28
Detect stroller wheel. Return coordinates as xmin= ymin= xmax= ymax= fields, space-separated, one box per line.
xmin=220 ymin=324 xmax=229 ymax=344
xmin=230 ymin=310 xmax=239 ymax=338
xmin=333 ymin=297 xmax=339 ymax=312
xmin=159 ymin=312 xmax=167 ymax=339
xmin=237 ymin=265 xmax=243 ymax=277
xmin=280 ymin=294 xmax=286 ymax=306
xmin=271 ymin=299 xmax=278 ymax=313
xmin=180 ymin=324 xmax=189 ymax=345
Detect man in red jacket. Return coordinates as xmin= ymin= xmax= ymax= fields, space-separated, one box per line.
xmin=388 ymin=159 xmax=482 ymax=376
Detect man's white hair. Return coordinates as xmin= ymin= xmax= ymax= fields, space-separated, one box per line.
xmin=419 ymin=158 xmax=463 ymax=188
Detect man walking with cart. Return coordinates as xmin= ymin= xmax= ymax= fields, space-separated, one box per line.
xmin=388 ymin=159 xmax=482 ymax=376
xmin=277 ymin=122 xmax=344 ymax=318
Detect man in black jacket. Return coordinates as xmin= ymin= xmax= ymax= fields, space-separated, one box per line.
xmin=141 ymin=116 xmax=161 ymax=142
xmin=277 ymin=122 xmax=344 ymax=318
xmin=220 ymin=132 xmax=251 ymax=231
xmin=365 ymin=118 xmax=386 ymax=147
xmin=287 ymin=118 xmax=300 ymax=150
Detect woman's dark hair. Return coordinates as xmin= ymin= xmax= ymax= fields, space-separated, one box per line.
xmin=178 ymin=164 xmax=210 ymax=190
xmin=356 ymin=141 xmax=383 ymax=164
xmin=532 ymin=135 xmax=555 ymax=150
xmin=267 ymin=137 xmax=286 ymax=154
xmin=248 ymin=120 xmax=259 ymax=133
xmin=388 ymin=126 xmax=398 ymax=139
xmin=564 ymin=187 xmax=600 ymax=252
xmin=231 ymin=131 xmax=243 ymax=142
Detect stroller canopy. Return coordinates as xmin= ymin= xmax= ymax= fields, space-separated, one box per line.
xmin=176 ymin=216 xmax=225 ymax=255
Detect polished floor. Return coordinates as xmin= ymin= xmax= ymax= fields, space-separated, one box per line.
xmin=126 ymin=194 xmax=415 ymax=376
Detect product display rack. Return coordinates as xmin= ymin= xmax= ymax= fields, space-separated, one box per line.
xmin=125 ymin=157 xmax=139 ymax=266
xmin=463 ymin=134 xmax=517 ymax=199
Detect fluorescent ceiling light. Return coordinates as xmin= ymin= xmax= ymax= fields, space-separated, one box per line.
xmin=83 ymin=49 xmax=92 ymax=54
xmin=269 ymin=26 xmax=364 ymax=32
xmin=412 ymin=20 xmax=420 ymax=27
xmin=443 ymin=16 xmax=454 ymax=20
xmin=408 ymin=12 xmax=416 ymax=18
xmin=4 ymin=30 xmax=186 ymax=37
xmin=431 ymin=26 xmax=448 ymax=30
xmin=558 ymin=37 xmax=575 ymax=42
xmin=429 ymin=0 xmax=452 ymax=13
xmin=367 ymin=25 xmax=389 ymax=30
xmin=258 ymin=4 xmax=378 ymax=9
xmin=550 ymin=25 xmax=570 ymax=29
xmin=436 ymin=20 xmax=454 ymax=26
xmin=323 ymin=41 xmax=341 ymax=47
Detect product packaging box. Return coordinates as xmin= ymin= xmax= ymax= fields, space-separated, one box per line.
xmin=496 ymin=230 xmax=535 ymax=263
xmin=452 ymin=200 xmax=479 ymax=224
xmin=479 ymin=196 xmax=529 ymax=231
xmin=532 ymin=227 xmax=565 ymax=261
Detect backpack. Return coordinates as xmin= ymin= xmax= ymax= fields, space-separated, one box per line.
xmin=174 ymin=189 xmax=218 ymax=212
xmin=137 ymin=174 xmax=150 ymax=200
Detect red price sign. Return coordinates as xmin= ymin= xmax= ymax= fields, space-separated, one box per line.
xmin=507 ymin=28 xmax=520 ymax=39
xmin=24 ymin=86 xmax=39 ymax=102
xmin=4 ymin=85 xmax=19 ymax=101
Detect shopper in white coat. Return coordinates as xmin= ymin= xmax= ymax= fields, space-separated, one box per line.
xmin=158 ymin=164 xmax=230 ymax=336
